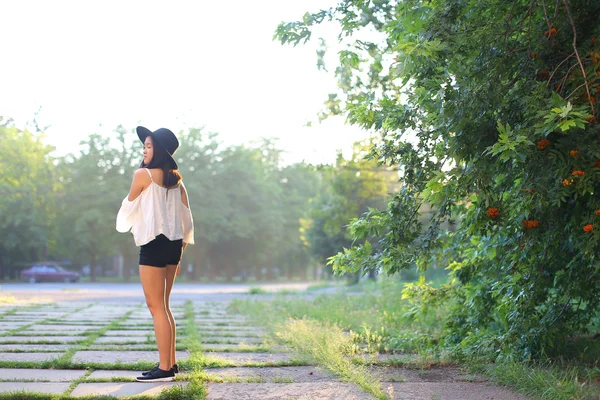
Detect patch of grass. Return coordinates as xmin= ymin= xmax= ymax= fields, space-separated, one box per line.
xmin=202 ymin=373 xmax=266 ymax=383
xmin=0 ymin=294 xmax=19 ymax=305
xmin=276 ymin=318 xmax=389 ymax=400
xmin=274 ymin=289 xmax=299 ymax=295
xmin=230 ymin=279 xmax=600 ymax=399
xmin=63 ymin=369 xmax=93 ymax=396
xmin=164 ymin=300 xmax=208 ymax=399
xmin=482 ymin=360 xmax=600 ymax=400
xmin=202 ymin=344 xmax=271 ymax=353
xmin=248 ymin=286 xmax=267 ymax=295
xmin=188 ymin=353 xmax=308 ymax=369
xmin=271 ymin=376 xmax=294 ymax=383
xmin=81 ymin=376 xmax=136 ymax=383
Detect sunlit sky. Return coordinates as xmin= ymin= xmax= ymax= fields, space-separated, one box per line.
xmin=1 ymin=0 xmax=369 ymax=165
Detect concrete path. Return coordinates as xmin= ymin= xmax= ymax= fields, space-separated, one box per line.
xmin=0 ymin=286 xmax=529 ymax=399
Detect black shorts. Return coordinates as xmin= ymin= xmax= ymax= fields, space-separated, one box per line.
xmin=139 ymin=234 xmax=183 ymax=268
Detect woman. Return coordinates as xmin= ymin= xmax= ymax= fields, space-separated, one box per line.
xmin=116 ymin=126 xmax=194 ymax=382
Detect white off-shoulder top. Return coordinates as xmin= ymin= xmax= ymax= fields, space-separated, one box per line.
xmin=116 ymin=168 xmax=194 ymax=246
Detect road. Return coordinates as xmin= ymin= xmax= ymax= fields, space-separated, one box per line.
xmin=0 ymin=281 xmax=318 ymax=303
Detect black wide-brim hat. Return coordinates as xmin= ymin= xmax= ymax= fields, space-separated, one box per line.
xmin=136 ymin=126 xmax=179 ymax=170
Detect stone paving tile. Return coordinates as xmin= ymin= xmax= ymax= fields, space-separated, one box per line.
xmin=118 ymin=320 xmax=154 ymax=326
xmin=43 ymin=321 xmax=106 ymax=325
xmin=70 ymin=382 xmax=186 ymax=397
xmin=201 ymin=331 xmax=261 ymax=338
xmin=203 ymin=337 xmax=263 ymax=344
xmin=205 ymin=382 xmax=372 ymax=400
xmin=87 ymin=370 xmax=139 ymax=379
xmin=94 ymin=336 xmax=150 ymax=344
xmin=104 ymin=330 xmax=153 ymax=336
xmin=202 ymin=343 xmax=269 ymax=351
xmin=88 ymin=344 xmax=155 ymax=350
xmin=28 ymin=324 xmax=94 ymax=331
xmin=0 ymin=344 xmax=72 ymax=351
xmin=0 ymin=352 xmax=60 ymax=362
xmin=0 ymin=368 xmax=87 ymax=382
xmin=18 ymin=330 xmax=92 ymax=337
xmin=0 ymin=382 xmax=70 ymax=394
xmin=0 ymin=336 xmax=84 ymax=343
xmin=0 ymin=322 xmax=29 ymax=329
xmin=387 ymin=382 xmax=527 ymax=400
xmin=206 ymin=366 xmax=337 ymax=383
xmin=196 ymin=324 xmax=256 ymax=329
xmin=72 ymin=350 xmax=189 ymax=364
xmin=1 ymin=316 xmax=47 ymax=321
xmin=11 ymin=311 xmax=66 ymax=315
xmin=205 ymin=352 xmax=294 ymax=364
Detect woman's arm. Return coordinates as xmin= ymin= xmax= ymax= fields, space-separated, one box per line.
xmin=127 ymin=169 xmax=151 ymax=201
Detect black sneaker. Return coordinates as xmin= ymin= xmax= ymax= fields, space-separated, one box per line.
xmin=141 ymin=363 xmax=159 ymax=376
xmin=142 ymin=363 xmax=178 ymax=376
xmin=136 ymin=366 xmax=175 ymax=382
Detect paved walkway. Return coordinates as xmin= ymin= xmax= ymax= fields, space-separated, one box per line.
xmin=0 ymin=297 xmax=529 ymax=399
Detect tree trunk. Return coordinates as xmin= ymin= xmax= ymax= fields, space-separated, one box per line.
xmin=90 ymin=254 xmax=97 ymax=282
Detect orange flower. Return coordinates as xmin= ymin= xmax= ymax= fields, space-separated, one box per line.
xmin=570 ymin=149 xmax=579 ymax=158
xmin=518 ymin=243 xmax=525 ymax=248
xmin=595 ymin=161 xmax=600 ymax=168
xmin=523 ymin=189 xmax=535 ymax=194
xmin=545 ymin=28 xmax=557 ymax=38
xmin=530 ymin=52 xmax=537 ymax=59
xmin=537 ymin=139 xmax=550 ymax=149
xmin=583 ymin=224 xmax=594 ymax=233
xmin=595 ymin=209 xmax=600 ymax=216
xmin=596 ymin=86 xmax=600 ymax=94
xmin=585 ymin=116 xmax=598 ymax=123
xmin=572 ymin=170 xmax=585 ymax=176
xmin=487 ymin=207 xmax=500 ymax=219
xmin=562 ymin=179 xmax=571 ymax=186
xmin=523 ymin=219 xmax=540 ymax=229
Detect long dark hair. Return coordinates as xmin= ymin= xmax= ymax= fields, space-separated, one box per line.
xmin=139 ymin=136 xmax=182 ymax=188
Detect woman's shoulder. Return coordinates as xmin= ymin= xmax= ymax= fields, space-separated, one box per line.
xmin=133 ymin=168 xmax=152 ymax=180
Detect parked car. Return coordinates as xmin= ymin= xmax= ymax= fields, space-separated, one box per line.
xmin=20 ymin=264 xmax=80 ymax=283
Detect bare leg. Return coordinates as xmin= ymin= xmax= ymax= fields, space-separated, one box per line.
xmin=165 ymin=264 xmax=178 ymax=367
xmin=139 ymin=265 xmax=172 ymax=371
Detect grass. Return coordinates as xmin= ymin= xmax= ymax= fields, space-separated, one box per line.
xmin=277 ymin=318 xmax=389 ymax=399
xmin=464 ymin=360 xmax=598 ymax=400
xmin=230 ymin=277 xmax=600 ymax=400
xmin=247 ymin=286 xmax=267 ymax=295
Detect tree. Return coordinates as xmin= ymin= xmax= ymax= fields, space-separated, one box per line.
xmin=0 ymin=118 xmax=57 ymax=277
xmin=305 ymin=139 xmax=396 ymax=280
xmin=277 ymin=162 xmax=322 ymax=279
xmin=55 ymin=134 xmax=125 ymax=281
xmin=277 ymin=0 xmax=600 ymax=358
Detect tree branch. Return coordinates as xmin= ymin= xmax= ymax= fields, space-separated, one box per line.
xmin=562 ymin=0 xmax=595 ymax=115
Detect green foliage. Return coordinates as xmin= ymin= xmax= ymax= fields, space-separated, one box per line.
xmin=0 ymin=120 xmax=56 ymax=267
xmin=304 ymin=139 xmax=397 ymax=277
xmin=277 ymin=0 xmax=600 ymax=360
xmin=231 ymin=280 xmax=600 ymax=398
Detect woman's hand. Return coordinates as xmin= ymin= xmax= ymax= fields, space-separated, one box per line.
xmin=176 ymin=264 xmax=181 ymax=276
